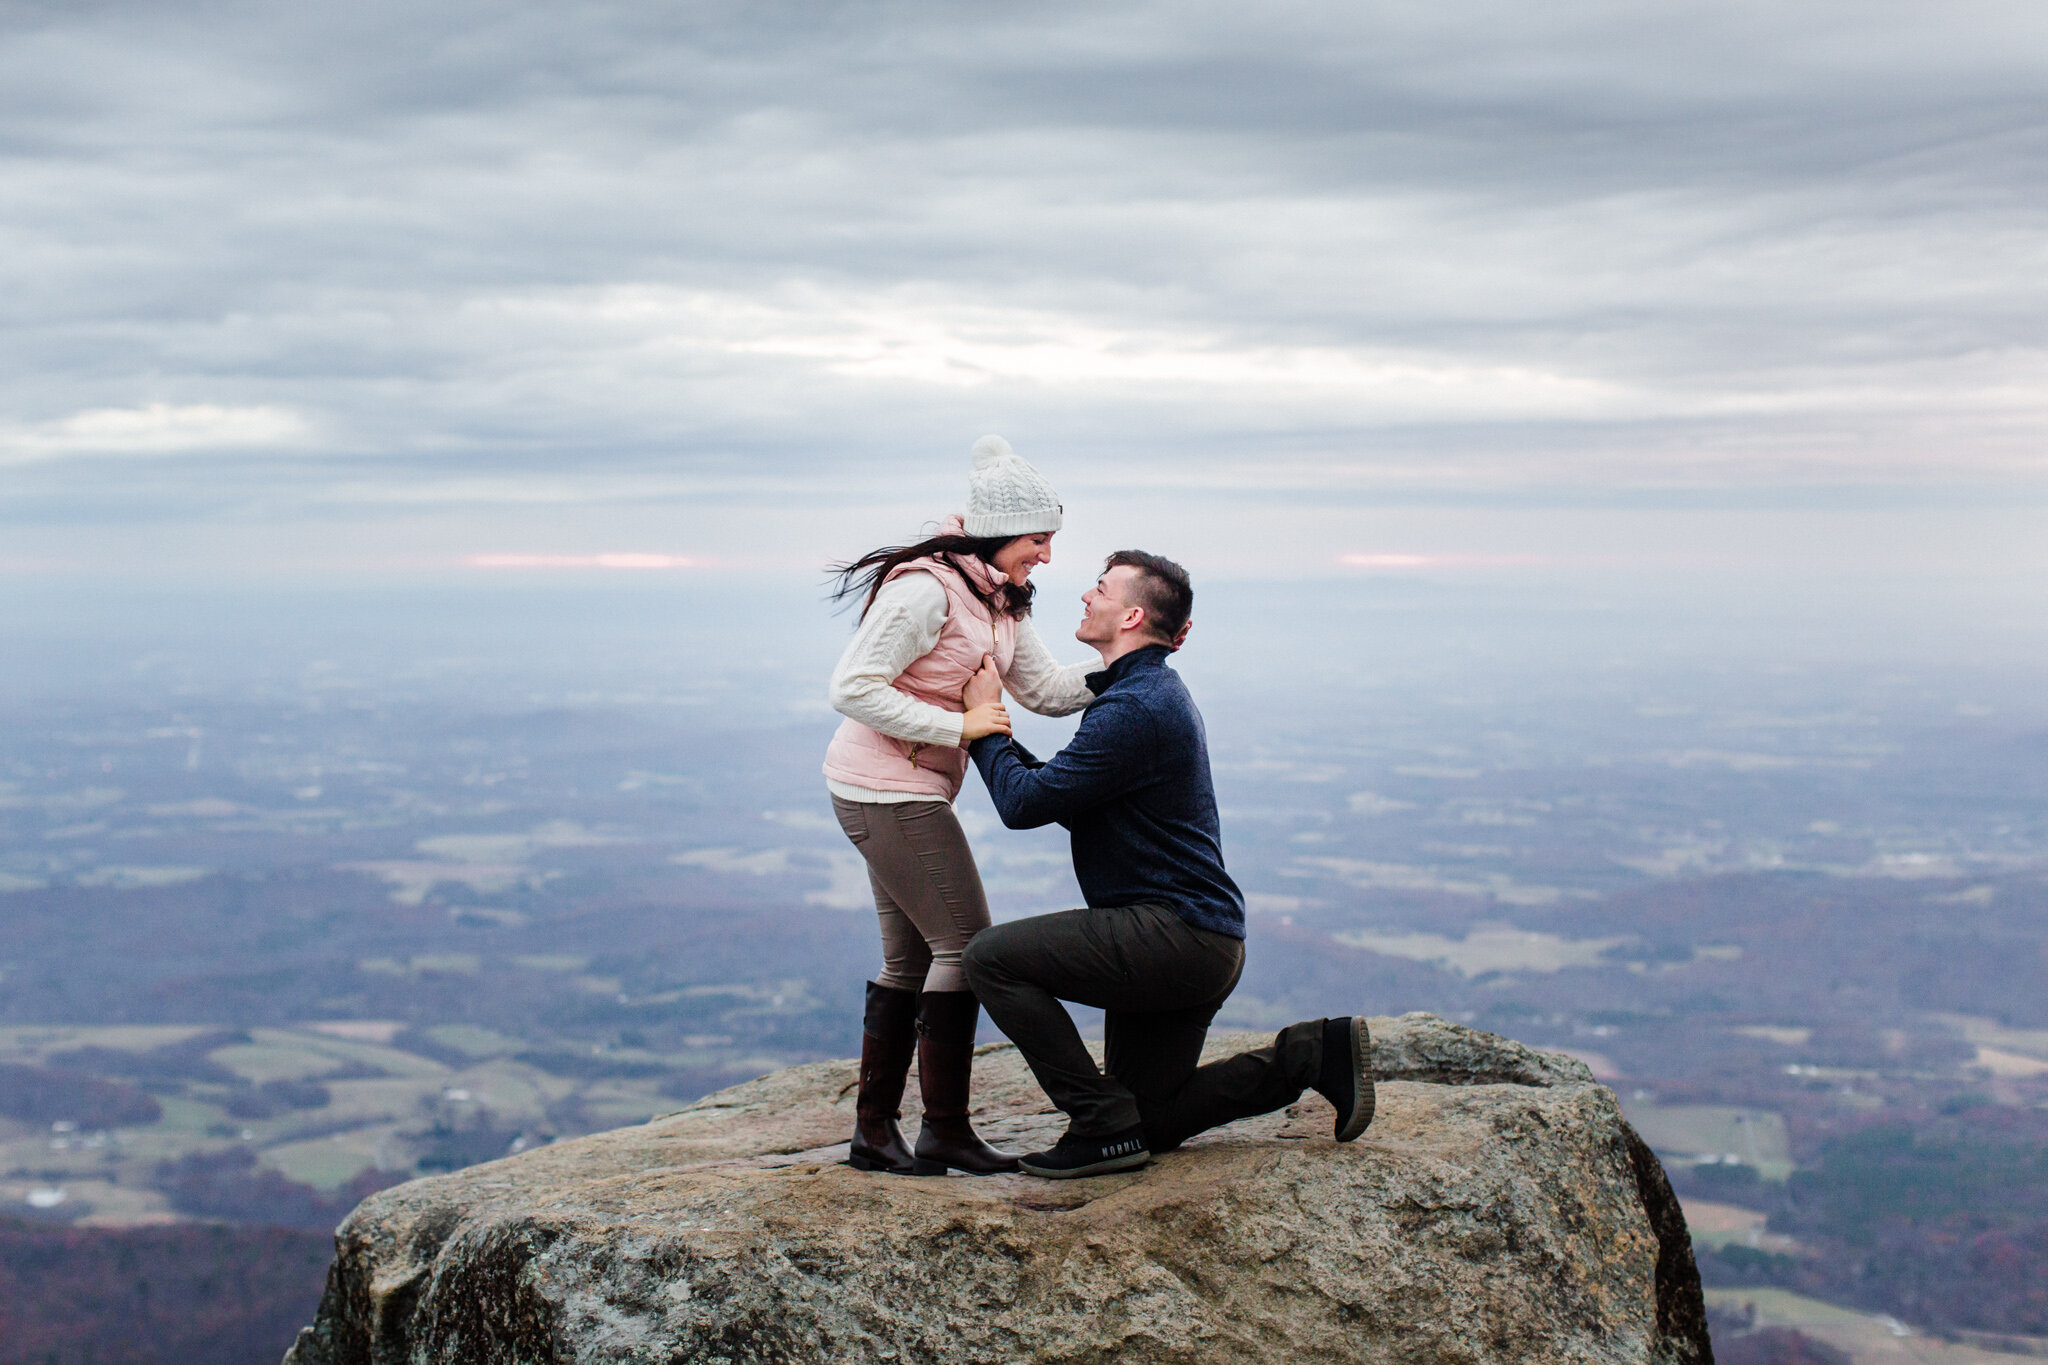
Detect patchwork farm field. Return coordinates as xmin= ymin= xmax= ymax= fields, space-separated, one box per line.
xmin=0 ymin=1021 xmax=729 ymax=1227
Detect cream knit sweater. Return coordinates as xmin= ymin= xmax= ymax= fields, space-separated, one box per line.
xmin=827 ymin=572 xmax=1095 ymax=803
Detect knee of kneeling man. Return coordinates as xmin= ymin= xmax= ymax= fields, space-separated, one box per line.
xmin=960 ymin=932 xmax=997 ymax=984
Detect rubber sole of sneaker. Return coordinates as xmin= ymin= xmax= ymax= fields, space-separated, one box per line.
xmin=1334 ymin=1016 xmax=1377 ymax=1143
xmin=1017 ymin=1148 xmax=1153 ymax=1179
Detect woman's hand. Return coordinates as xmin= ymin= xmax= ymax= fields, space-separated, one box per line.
xmin=962 ymin=655 xmax=1003 ymax=709
xmin=960 ymin=702 xmax=1012 ymax=744
xmin=960 ymin=656 xmax=1010 ymax=743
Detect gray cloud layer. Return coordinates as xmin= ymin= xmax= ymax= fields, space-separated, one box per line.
xmin=3 ymin=0 xmax=2045 ymax=551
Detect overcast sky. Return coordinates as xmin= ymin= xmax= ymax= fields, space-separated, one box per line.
xmin=3 ymin=0 xmax=2045 ymax=586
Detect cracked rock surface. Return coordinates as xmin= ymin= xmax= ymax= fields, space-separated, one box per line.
xmin=284 ymin=1013 xmax=1708 ymax=1365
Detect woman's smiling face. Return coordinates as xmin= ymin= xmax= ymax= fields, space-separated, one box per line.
xmin=992 ymin=532 xmax=1054 ymax=586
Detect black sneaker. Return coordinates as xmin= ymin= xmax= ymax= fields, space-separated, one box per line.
xmin=1017 ymin=1125 xmax=1151 ymax=1179
xmin=1315 ymin=1017 xmax=1376 ymax=1142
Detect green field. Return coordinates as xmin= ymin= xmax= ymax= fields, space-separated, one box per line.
xmin=1705 ymin=1289 xmax=2045 ymax=1364
xmin=1622 ymin=1102 xmax=1793 ymax=1179
xmin=1 ymin=1022 xmax=698 ymax=1218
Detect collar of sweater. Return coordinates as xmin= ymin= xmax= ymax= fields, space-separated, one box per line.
xmin=1084 ymin=643 xmax=1172 ymax=696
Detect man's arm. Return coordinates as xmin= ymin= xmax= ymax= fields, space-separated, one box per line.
xmin=968 ymin=694 xmax=1153 ymax=829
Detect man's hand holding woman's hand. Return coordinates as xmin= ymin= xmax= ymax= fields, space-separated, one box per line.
xmin=959 ymin=656 xmax=1012 ymax=744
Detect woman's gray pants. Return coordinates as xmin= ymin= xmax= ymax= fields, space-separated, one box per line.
xmin=832 ymin=796 xmax=990 ymax=994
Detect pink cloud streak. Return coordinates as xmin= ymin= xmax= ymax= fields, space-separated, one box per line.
xmin=464 ymin=553 xmax=704 ymax=569
xmin=1336 ymin=553 xmax=1554 ymax=569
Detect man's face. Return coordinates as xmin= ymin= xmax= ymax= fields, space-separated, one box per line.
xmin=1077 ymin=565 xmax=1143 ymax=646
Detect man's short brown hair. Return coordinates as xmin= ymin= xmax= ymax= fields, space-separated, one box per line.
xmin=1103 ymin=550 xmax=1193 ymax=644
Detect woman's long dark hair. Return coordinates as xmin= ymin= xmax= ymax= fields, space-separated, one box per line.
xmin=830 ymin=530 xmax=1035 ymax=622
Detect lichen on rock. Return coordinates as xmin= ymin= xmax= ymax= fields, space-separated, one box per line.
xmin=284 ymin=1013 xmax=1709 ymax=1364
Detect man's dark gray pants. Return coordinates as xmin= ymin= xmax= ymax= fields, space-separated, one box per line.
xmin=962 ymin=902 xmax=1323 ymax=1148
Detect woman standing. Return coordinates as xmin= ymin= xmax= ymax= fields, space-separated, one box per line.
xmin=825 ymin=435 xmax=1092 ymax=1175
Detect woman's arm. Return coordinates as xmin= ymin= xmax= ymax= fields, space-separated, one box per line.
xmin=1001 ymin=618 xmax=1096 ymax=716
xmin=827 ymin=573 xmax=965 ymax=747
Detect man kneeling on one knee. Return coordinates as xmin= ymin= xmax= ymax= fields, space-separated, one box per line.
xmin=960 ymin=550 xmax=1375 ymax=1179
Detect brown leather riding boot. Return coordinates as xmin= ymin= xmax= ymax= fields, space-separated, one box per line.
xmin=848 ymin=981 xmax=918 ymax=1173
xmin=911 ymin=990 xmax=1021 ymax=1176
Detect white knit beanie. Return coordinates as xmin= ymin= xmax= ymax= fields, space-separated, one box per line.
xmin=962 ymin=435 xmax=1063 ymax=537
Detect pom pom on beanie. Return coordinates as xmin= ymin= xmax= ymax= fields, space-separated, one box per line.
xmin=963 ymin=434 xmax=1062 ymax=537
xmin=972 ymin=434 xmax=1013 ymax=471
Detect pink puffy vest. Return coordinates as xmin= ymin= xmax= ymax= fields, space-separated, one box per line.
xmin=822 ymin=555 xmax=1019 ymax=801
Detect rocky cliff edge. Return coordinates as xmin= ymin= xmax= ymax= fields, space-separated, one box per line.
xmin=284 ymin=1013 xmax=1709 ymax=1364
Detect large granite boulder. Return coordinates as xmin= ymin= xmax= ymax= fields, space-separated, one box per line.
xmin=284 ymin=1013 xmax=1708 ymax=1364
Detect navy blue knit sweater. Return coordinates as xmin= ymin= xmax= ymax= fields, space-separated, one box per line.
xmin=968 ymin=643 xmax=1246 ymax=939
